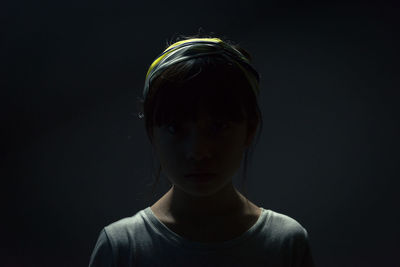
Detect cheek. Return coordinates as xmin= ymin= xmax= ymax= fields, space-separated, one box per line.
xmin=154 ymin=142 xmax=181 ymax=175
xmin=215 ymin=138 xmax=246 ymax=167
xmin=221 ymin=146 xmax=245 ymax=167
xmin=156 ymin=145 xmax=176 ymax=169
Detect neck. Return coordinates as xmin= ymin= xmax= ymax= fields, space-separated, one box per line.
xmin=158 ymin=183 xmax=250 ymax=223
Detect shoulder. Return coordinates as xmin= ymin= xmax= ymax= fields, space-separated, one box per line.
xmin=89 ymin=210 xmax=147 ymax=266
xmin=265 ymin=210 xmax=315 ymax=266
xmin=103 ymin=210 xmax=146 ymax=246
xmin=265 ymin=209 xmax=309 ymax=242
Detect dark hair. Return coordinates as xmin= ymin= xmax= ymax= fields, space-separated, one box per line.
xmin=135 ymin=29 xmax=263 ymax=206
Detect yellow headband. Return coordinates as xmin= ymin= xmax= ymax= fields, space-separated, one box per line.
xmin=143 ymin=38 xmax=259 ymax=99
xmin=145 ymin=38 xmax=224 ymax=80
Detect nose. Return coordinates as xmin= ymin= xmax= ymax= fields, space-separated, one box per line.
xmin=187 ymin=149 xmax=212 ymax=161
xmin=185 ymin=126 xmax=212 ymax=161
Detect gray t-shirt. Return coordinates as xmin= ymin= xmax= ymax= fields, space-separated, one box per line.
xmin=89 ymin=207 xmax=315 ymax=267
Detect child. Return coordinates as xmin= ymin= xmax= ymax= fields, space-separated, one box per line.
xmin=89 ymin=32 xmax=315 ymax=267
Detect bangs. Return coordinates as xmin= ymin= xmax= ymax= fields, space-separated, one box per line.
xmin=150 ymin=56 xmax=253 ymax=127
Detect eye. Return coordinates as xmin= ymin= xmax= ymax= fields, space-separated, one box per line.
xmin=165 ymin=122 xmax=180 ymax=134
xmin=212 ymin=120 xmax=231 ymax=132
xmin=164 ymin=120 xmax=231 ymax=136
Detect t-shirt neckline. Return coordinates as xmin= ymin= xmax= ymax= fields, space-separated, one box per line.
xmin=142 ymin=206 xmax=270 ymax=251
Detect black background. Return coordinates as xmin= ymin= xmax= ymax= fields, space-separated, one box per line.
xmin=2 ymin=1 xmax=399 ymax=266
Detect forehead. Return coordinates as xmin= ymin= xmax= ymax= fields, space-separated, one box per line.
xmin=151 ymin=67 xmax=249 ymax=125
xmin=185 ymin=104 xmax=231 ymax=122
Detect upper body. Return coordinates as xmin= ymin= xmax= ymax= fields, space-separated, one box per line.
xmin=88 ymin=206 xmax=315 ymax=267
xmin=89 ymin=34 xmax=316 ymax=267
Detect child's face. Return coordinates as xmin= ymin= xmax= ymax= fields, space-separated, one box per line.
xmin=152 ymin=106 xmax=254 ymax=197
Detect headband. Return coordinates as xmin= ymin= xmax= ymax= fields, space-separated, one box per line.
xmin=143 ymin=38 xmax=260 ymax=100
